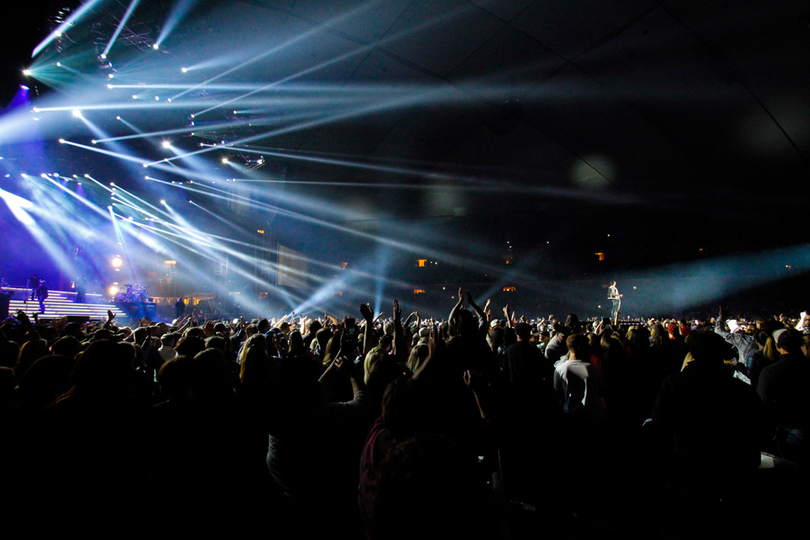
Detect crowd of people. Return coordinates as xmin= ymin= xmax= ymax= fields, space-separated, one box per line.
xmin=0 ymin=290 xmax=808 ymax=537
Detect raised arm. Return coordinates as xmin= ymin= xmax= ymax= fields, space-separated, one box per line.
xmin=447 ymin=287 xmax=464 ymax=325
xmin=359 ymin=303 xmax=375 ymax=356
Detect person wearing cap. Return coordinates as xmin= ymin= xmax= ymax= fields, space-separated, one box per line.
xmin=756 ymin=327 xmax=810 ymax=465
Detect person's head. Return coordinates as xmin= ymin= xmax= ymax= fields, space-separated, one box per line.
xmin=514 ymin=322 xmax=532 ymax=341
xmin=565 ymin=334 xmax=590 ymax=360
xmin=688 ymin=331 xmax=729 ymax=365
xmin=133 ymin=326 xmax=151 ymax=342
xmin=160 ymin=332 xmax=179 ymax=348
xmin=773 ymin=328 xmax=805 ymax=355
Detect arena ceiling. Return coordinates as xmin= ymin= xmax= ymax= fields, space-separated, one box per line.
xmin=2 ymin=0 xmax=809 ymax=282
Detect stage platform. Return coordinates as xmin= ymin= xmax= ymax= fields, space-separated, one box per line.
xmin=3 ymin=287 xmax=129 ymax=322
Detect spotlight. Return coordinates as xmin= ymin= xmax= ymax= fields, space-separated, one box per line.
xmin=160 ymin=200 xmax=166 ymax=205
xmin=221 ymin=158 xmax=229 ymax=164
xmin=107 ymin=84 xmax=113 ymax=89
xmin=108 ymin=73 xmax=114 ymax=79
xmin=181 ymin=67 xmax=188 ymax=73
xmin=162 ymin=140 xmax=171 ymax=148
xmin=111 ymin=256 xmax=123 ymax=268
xmin=72 ymin=109 xmax=82 ymax=117
xmin=116 ymin=116 xmax=121 ymax=120
xmin=152 ymin=44 xmax=159 ymax=50
xmin=155 ymin=96 xmax=160 ymax=101
xmin=132 ymin=95 xmax=138 ymax=99
xmin=58 ymin=139 xmax=66 ymax=143
xmin=91 ymin=140 xmax=97 ymax=145
xmin=56 ymin=62 xmax=61 ymax=67
xmin=22 ymin=69 xmax=32 ymax=76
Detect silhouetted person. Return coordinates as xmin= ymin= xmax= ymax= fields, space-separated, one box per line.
xmin=175 ymin=297 xmax=186 ymax=319
xmin=35 ymin=281 xmax=48 ymax=314
xmin=27 ymin=273 xmax=40 ymax=300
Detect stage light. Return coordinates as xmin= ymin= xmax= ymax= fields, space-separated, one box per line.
xmin=181 ymin=67 xmax=187 ymax=73
xmin=108 ymin=74 xmax=114 ymax=79
xmin=116 ymin=116 xmax=121 ymax=120
xmin=109 ymin=285 xmax=118 ymax=296
xmin=162 ymin=140 xmax=171 ymax=148
xmin=72 ymin=109 xmax=82 ymax=117
xmin=132 ymin=95 xmax=138 ymax=99
xmin=22 ymin=69 xmax=32 ymax=76
xmin=221 ymin=158 xmax=229 ymax=164
xmin=111 ymin=256 xmax=123 ymax=268
xmin=152 ymin=44 xmax=159 ymax=50
xmin=91 ymin=140 xmax=97 ymax=144
xmin=59 ymin=139 xmax=66 ymax=143
xmin=107 ymin=84 xmax=113 ymax=89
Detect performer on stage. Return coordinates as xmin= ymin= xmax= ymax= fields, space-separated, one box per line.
xmin=175 ymin=297 xmax=186 ymax=319
xmin=608 ymin=281 xmax=622 ymax=320
xmin=35 ymin=280 xmax=48 ymax=314
xmin=27 ymin=273 xmax=41 ymax=300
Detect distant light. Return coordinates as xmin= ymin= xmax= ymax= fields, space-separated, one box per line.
xmin=154 ymin=96 xmax=159 ymax=101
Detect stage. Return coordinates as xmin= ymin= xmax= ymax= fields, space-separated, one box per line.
xmin=2 ymin=287 xmax=133 ymax=322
